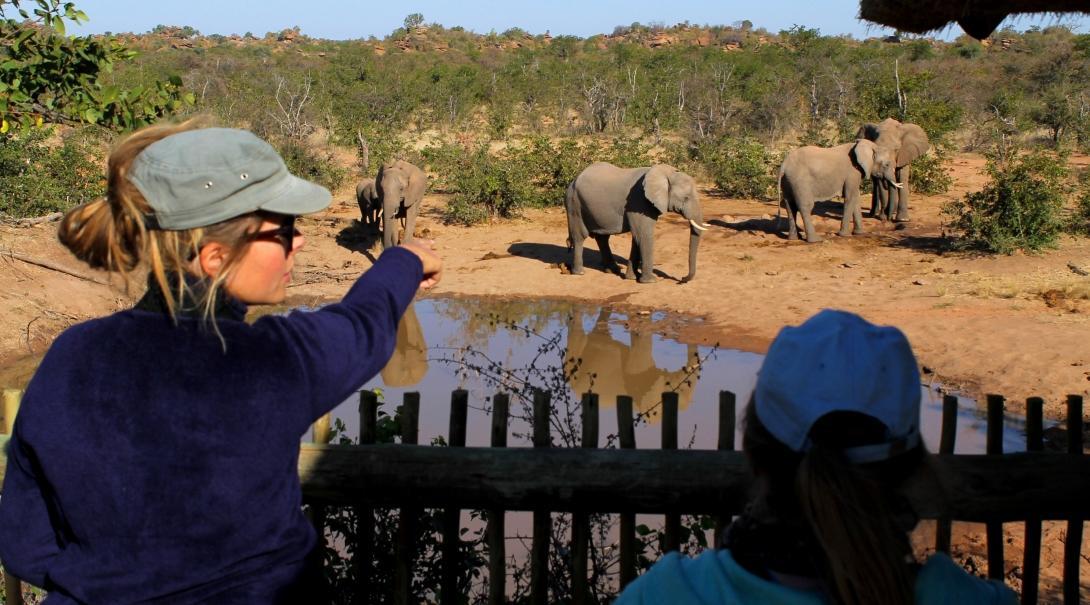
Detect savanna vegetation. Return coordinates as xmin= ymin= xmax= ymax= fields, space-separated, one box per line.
xmin=4 ymin=5 xmax=1090 ymax=253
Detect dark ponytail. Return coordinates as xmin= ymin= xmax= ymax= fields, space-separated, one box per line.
xmin=742 ymin=401 xmax=923 ymax=605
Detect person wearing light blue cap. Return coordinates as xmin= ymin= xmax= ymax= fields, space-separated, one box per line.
xmin=616 ymin=310 xmax=1016 ymax=605
xmin=0 ymin=119 xmax=442 ymax=603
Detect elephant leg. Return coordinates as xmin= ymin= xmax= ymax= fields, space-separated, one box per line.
xmin=894 ymin=165 xmax=911 ymax=222
xmin=869 ymin=183 xmax=880 ymax=218
xmin=570 ymin=237 xmax=587 ymax=275
xmin=786 ymin=198 xmax=799 ymax=240
xmin=837 ymin=194 xmax=853 ymax=237
xmin=635 ymin=232 xmax=657 ymax=284
xmin=594 ymin=234 xmax=622 ymax=275
xmin=852 ymin=194 xmax=866 ymax=235
xmin=624 ymin=238 xmax=639 ymax=280
xmin=799 ymin=202 xmax=822 ymax=243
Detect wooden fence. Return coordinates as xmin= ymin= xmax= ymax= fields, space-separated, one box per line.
xmin=2 ymin=388 xmax=1088 ymax=604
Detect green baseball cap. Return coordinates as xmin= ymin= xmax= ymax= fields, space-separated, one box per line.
xmin=128 ymin=128 xmax=331 ymax=230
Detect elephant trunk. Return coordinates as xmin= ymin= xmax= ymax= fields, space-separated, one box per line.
xmin=682 ymin=206 xmax=703 ymax=283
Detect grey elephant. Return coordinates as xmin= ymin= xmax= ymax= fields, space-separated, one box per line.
xmin=355 ymin=177 xmax=380 ymax=228
xmin=857 ymin=118 xmax=930 ymax=222
xmin=565 ymin=162 xmax=708 ymax=284
xmin=375 ymin=160 xmax=427 ymax=250
xmin=777 ymin=139 xmax=899 ymax=243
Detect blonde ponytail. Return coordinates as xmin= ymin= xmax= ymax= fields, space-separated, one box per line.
xmin=58 ymin=117 xmax=261 ymax=323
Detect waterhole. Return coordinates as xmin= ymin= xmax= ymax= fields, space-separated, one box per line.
xmin=325 ymin=297 xmax=1037 ymax=454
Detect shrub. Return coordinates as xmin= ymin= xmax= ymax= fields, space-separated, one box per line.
xmin=0 ymin=126 xmax=106 ymax=219
xmin=693 ymin=136 xmax=775 ymax=200
xmin=910 ymin=144 xmax=953 ymax=195
xmin=276 ymin=140 xmax=349 ymax=192
xmin=1068 ymin=170 xmax=1090 ymax=236
xmin=445 ymin=145 xmax=541 ymax=224
xmin=942 ymin=148 xmax=1070 ymax=254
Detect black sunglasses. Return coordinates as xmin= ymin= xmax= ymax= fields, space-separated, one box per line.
xmin=244 ymin=215 xmax=299 ymax=257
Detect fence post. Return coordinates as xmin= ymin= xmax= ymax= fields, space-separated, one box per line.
xmin=1063 ymin=395 xmax=1084 ymax=605
xmin=487 ymin=393 xmax=510 ymax=605
xmin=304 ymin=411 xmax=332 ymax=599
xmin=616 ymin=395 xmax=637 ymax=590
xmin=356 ymin=390 xmax=379 ymax=604
xmin=1021 ymin=396 xmax=1043 ymax=605
xmin=935 ymin=394 xmax=959 ymax=554
xmin=441 ymin=390 xmax=468 ymax=604
xmin=395 ymin=392 xmax=421 ymax=605
xmin=2 ymin=389 xmax=24 ymax=605
xmin=572 ymin=392 xmax=599 ymax=605
xmin=661 ymin=392 xmax=680 ymax=553
xmin=714 ymin=390 xmax=737 ymax=545
xmin=531 ymin=390 xmax=551 ymax=605
xmin=985 ymin=394 xmax=1004 ymax=581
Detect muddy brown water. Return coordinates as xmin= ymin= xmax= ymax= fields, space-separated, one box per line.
xmin=1 ymin=296 xmax=1040 ymax=452
xmin=325 ymin=296 xmax=1038 ymax=454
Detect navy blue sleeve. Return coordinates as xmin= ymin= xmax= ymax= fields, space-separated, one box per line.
xmin=255 ymin=246 xmax=423 ymax=421
xmin=0 ymin=426 xmax=61 ymax=588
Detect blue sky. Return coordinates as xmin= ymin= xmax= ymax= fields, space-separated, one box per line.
xmin=66 ymin=1 xmax=1087 ymax=42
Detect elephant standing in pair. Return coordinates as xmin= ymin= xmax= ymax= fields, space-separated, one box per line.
xmin=375 ymin=160 xmax=427 ymax=250
xmin=565 ymin=162 xmax=708 ymax=284
xmin=355 ymin=178 xmax=380 ymax=228
xmin=857 ymin=118 xmax=930 ymax=222
xmin=777 ymin=139 xmax=900 ymax=242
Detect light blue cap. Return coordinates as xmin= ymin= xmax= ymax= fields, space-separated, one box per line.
xmin=128 ymin=128 xmax=331 ymax=230
xmin=754 ymin=309 xmax=921 ymax=463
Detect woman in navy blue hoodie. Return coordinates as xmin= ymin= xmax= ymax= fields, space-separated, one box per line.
xmin=0 ymin=120 xmax=442 ymax=603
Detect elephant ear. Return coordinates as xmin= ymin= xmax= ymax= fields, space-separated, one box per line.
xmin=851 ymin=140 xmax=875 ymax=180
xmin=643 ymin=165 xmax=672 ymax=215
xmin=897 ymin=123 xmax=930 ymax=166
xmin=856 ymin=122 xmax=879 ymax=142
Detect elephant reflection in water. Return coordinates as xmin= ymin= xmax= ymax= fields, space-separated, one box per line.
xmin=564 ymin=309 xmax=699 ymax=422
xmin=380 ymin=304 xmax=428 ymax=387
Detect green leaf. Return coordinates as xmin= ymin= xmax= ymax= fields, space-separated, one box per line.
xmin=50 ymin=15 xmax=64 ymax=36
xmin=168 ymin=74 xmax=182 ymax=86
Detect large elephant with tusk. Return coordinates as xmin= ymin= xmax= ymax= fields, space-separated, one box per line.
xmin=857 ymin=118 xmax=930 ymax=223
xmin=777 ymin=139 xmax=900 ymax=243
xmin=565 ymin=162 xmax=708 ymax=284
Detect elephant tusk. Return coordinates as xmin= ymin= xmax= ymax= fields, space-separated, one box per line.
xmin=689 ymin=220 xmax=709 ymax=232
xmin=892 ymin=182 xmax=904 ymax=189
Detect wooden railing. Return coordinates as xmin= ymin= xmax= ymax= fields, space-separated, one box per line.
xmin=2 ymin=388 xmax=1088 ymax=604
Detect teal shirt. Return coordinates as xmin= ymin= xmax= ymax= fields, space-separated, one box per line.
xmin=615 ymin=550 xmax=1017 ymax=605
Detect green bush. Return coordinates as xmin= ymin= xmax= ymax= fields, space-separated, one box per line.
xmin=692 ymin=136 xmax=775 ymax=200
xmin=424 ymin=135 xmax=653 ymax=224
xmin=276 ymin=140 xmax=349 ymax=192
xmin=0 ymin=126 xmax=106 ymax=219
xmin=1068 ymin=170 xmax=1090 ymax=236
xmin=911 ymin=144 xmax=953 ymax=195
xmin=445 ymin=145 xmax=541 ymax=224
xmin=942 ymin=149 xmax=1070 ymax=254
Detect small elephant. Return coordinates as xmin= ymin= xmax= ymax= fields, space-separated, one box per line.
xmin=777 ymin=139 xmax=899 ymax=243
xmin=565 ymin=162 xmax=708 ymax=284
xmin=356 ymin=178 xmax=380 ymax=228
xmin=857 ymin=118 xmax=930 ymax=222
xmin=375 ymin=160 xmax=427 ymax=250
